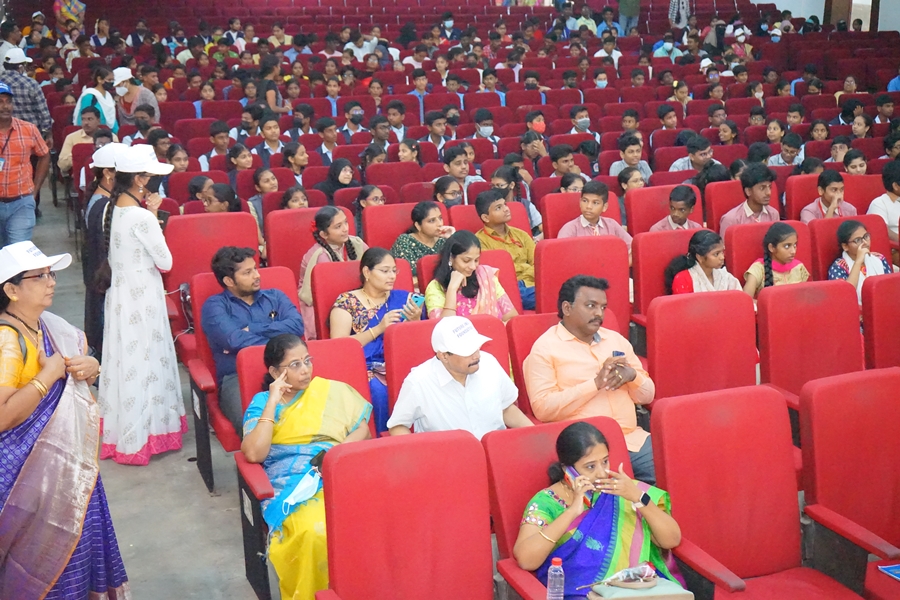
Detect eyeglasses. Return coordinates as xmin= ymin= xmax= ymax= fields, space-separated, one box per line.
xmin=443 ymin=192 xmax=462 ymax=200
xmin=278 ymin=356 xmax=314 ymax=371
xmin=849 ymin=232 xmax=871 ymax=245
xmin=365 ymin=196 xmax=385 ymax=204
xmin=20 ymin=271 xmax=57 ymax=283
xmin=372 ymin=267 xmax=398 ymax=274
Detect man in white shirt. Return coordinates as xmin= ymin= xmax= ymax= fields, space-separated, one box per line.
xmin=669 ymin=136 xmax=720 ymax=172
xmin=874 ymin=95 xmax=894 ymax=125
xmin=867 ymin=160 xmax=900 ymax=243
xmin=387 ymin=316 xmax=533 ymax=439
xmin=344 ymin=31 xmax=377 ymax=62
xmin=593 ymin=36 xmax=622 ymax=68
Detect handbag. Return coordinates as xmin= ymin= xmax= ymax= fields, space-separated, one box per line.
xmin=179 ymin=283 xmax=194 ymax=333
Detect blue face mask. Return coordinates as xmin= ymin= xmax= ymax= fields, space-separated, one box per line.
xmin=596 ymin=80 xmax=608 ymax=88
xmin=771 ymin=36 xmax=781 ymax=43
xmin=761 ymin=24 xmax=769 ymax=31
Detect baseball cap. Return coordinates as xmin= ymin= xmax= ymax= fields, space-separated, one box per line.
xmin=90 ymin=142 xmax=127 ymax=169
xmin=113 ymin=67 xmax=133 ymax=85
xmin=32 ymin=11 xmax=45 ymax=18
xmin=3 ymin=48 xmax=33 ymax=66
xmin=700 ymin=58 xmax=713 ymax=71
xmin=0 ymin=241 xmax=72 ymax=284
xmin=0 ymin=82 xmax=12 ymax=97
xmin=114 ymin=145 xmax=174 ymax=175
xmin=431 ymin=316 xmax=491 ymax=356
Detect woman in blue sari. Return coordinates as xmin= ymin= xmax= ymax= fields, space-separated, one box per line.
xmin=515 ymin=422 xmax=684 ymax=598
xmin=329 ymin=247 xmax=422 ymax=433
xmin=0 ymin=241 xmax=130 ymax=598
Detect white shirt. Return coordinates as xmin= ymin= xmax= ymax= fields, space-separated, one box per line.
xmin=593 ymin=48 xmax=622 ymax=67
xmin=402 ymin=56 xmax=423 ymax=68
xmin=345 ymin=39 xmax=378 ymax=62
xmin=867 ymin=192 xmax=900 ymax=235
xmin=386 ymin=352 xmax=518 ymax=440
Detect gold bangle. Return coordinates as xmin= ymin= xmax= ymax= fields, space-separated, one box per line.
xmin=539 ymin=530 xmax=558 ymax=544
xmin=257 ymin=417 xmax=275 ymax=425
xmin=29 ymin=378 xmax=48 ymax=396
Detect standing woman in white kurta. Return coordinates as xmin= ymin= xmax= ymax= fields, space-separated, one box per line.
xmin=96 ymin=145 xmax=187 ymax=465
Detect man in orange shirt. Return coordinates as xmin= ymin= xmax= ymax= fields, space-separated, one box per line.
xmin=524 ymin=275 xmax=656 ymax=483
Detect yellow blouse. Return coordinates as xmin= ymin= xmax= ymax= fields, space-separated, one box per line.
xmin=0 ymin=326 xmax=40 ymax=389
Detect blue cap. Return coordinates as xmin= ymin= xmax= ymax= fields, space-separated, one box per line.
xmin=0 ymin=82 xmax=12 ymax=97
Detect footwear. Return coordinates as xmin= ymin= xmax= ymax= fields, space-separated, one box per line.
xmin=34 ymin=207 xmax=42 ymax=218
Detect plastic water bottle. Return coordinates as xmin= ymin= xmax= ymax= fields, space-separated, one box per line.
xmin=547 ymin=557 xmax=565 ymax=600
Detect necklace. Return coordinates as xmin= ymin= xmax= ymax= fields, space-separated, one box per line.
xmin=5 ymin=311 xmax=41 ymax=347
xmin=360 ymin=288 xmax=387 ymax=309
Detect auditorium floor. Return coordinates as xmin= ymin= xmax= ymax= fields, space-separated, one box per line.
xmin=33 ymin=185 xmax=256 ymax=599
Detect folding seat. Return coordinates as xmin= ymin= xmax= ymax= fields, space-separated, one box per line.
xmin=419 ymin=162 xmax=446 ymax=181
xmin=362 ymin=202 xmax=448 ymax=252
xmin=648 ymin=128 xmax=686 ymax=150
xmin=448 ymin=202 xmax=530 ymax=234
xmin=187 ymin=266 xmax=295 ymax=491
xmin=646 ymin=170 xmax=695 ymax=187
xmin=711 ymin=143 xmax=748 ymax=167
xmin=842 ymin=174 xmax=884 ymax=215
xmin=802 ymin=139 xmax=831 ymax=162
xmin=583 ymin=87 xmax=620 ymax=106
xmin=543 ymin=88 xmax=583 ymax=106
xmin=163 ymin=213 xmax=259 ymax=362
xmin=234 ymin=338 xmax=375 ymax=599
xmin=808 ymin=214 xmax=892 ymax=280
xmin=706 ymin=180 xmax=750 ymax=233
xmin=265 ymin=206 xmax=355 ymax=281
xmin=538 ymin=192 xmax=579 ymax=239
xmin=801 ymin=94 xmax=838 ymax=115
xmin=652 ymin=146 xmax=688 ymax=172
xmin=679 ymin=114 xmax=707 ymax=131
xmin=159 ymin=101 xmax=196 ymax=131
xmin=651 ymin=386 xmax=862 ymax=599
xmin=201 ymin=100 xmax=243 ymax=122
xmin=861 ymin=273 xmax=900 ymax=369
xmin=173 ymin=118 xmax=216 ymax=144
xmin=619 ymin=86 xmax=657 ymax=105
xmin=483 ymin=416 xmax=632 ymax=599
xmin=546 ymin=132 xmax=593 ymax=150
xmin=383 ymin=315 xmax=508 ymax=411
xmin=799 ymin=368 xmax=900 ymax=599
xmin=498 ymin=122 xmax=528 ymax=138
xmin=534 ymin=237 xmax=630 ymax=334
xmin=625 ymin=184 xmax=703 ymax=235
xmin=528 ymin=177 xmax=565 ymax=211
xmin=364 ymin=162 xmax=423 ymax=191
xmin=867 ymin=157 xmax=891 ymax=175
xmin=724 ymin=220 xmax=812 ymax=284
xmin=505 ymin=89 xmax=542 ymax=108
xmin=850 ymin=137 xmax=883 ymax=162
xmin=603 ymin=101 xmax=644 ymax=118
xmin=310 ymin=258 xmax=413 ymax=340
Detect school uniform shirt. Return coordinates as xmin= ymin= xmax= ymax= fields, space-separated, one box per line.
xmin=345 ymin=39 xmax=378 ymax=62
xmin=390 ymin=125 xmax=406 ymax=142
xmin=799 ymin=198 xmax=857 ymax=223
xmin=648 ymin=215 xmax=703 ymax=232
xmin=767 ymin=147 xmax=806 ymax=167
xmin=199 ymin=149 xmax=228 ymax=172
xmin=339 ymin=124 xmax=364 ymax=144
xmin=386 ymin=352 xmax=517 ymax=440
xmin=569 ymin=127 xmax=602 ymax=145
xmin=228 ymin=126 xmax=257 ymax=144
xmin=317 ymin=144 xmax=334 ymax=166
xmin=593 ymin=48 xmax=622 ymax=67
xmin=609 ymin=159 xmax=652 ymax=181
xmin=121 ymin=131 xmax=144 ymax=146
xmin=669 ymin=156 xmax=721 ymax=172
xmin=719 ymin=201 xmax=780 ymax=235
xmin=557 ymin=215 xmax=633 ymax=250
xmin=475 ymin=225 xmax=536 ymax=286
xmin=479 ymin=88 xmax=506 ymax=106
xmin=252 ymin=140 xmax=285 ymax=169
xmin=419 ymin=134 xmax=450 ymax=158
xmin=285 ymin=127 xmax=311 ymax=143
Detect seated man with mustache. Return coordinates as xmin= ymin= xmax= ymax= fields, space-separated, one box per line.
xmin=387 ymin=316 xmax=532 ymax=439
xmin=523 ymin=276 xmax=657 ymax=484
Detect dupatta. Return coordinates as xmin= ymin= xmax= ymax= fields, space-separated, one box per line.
xmin=0 ymin=313 xmax=99 ymax=599
xmin=688 ymin=263 xmax=741 ymax=293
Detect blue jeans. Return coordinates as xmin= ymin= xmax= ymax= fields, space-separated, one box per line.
xmin=629 ymin=436 xmax=656 ymax=485
xmin=518 ymin=280 xmax=536 ymax=311
xmin=0 ymin=195 xmax=36 ymax=246
xmin=619 ymin=15 xmax=640 ymax=34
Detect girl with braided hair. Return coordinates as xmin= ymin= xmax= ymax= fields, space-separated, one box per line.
xmin=664 ymin=230 xmax=741 ymax=294
xmin=298 ymin=206 xmax=368 ymax=339
xmin=742 ymin=222 xmax=809 ymax=298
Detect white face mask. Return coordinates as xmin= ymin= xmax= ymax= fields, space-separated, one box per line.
xmin=662 ymin=42 xmax=674 ymax=52
xmin=478 ymin=125 xmax=494 ymax=138
xmin=281 ymin=469 xmax=321 ymax=515
xmin=755 ymin=91 xmax=764 ymax=99
xmin=596 ymin=79 xmax=608 ymax=89
xmin=115 ymin=86 xmax=128 ymax=96
xmin=737 ymin=36 xmax=746 ymax=43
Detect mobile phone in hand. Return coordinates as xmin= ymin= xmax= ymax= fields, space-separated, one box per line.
xmin=157 ymin=209 xmax=171 ymax=230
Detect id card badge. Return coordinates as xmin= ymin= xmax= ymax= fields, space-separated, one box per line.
xmin=0 ymin=158 xmax=6 ymax=173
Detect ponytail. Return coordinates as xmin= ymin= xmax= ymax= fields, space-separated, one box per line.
xmin=663 ymin=229 xmax=722 ymax=294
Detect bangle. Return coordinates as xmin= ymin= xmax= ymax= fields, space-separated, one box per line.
xmin=538 ymin=530 xmax=558 ymax=544
xmin=257 ymin=417 xmax=275 ymax=425
xmin=29 ymin=378 xmax=49 ymax=396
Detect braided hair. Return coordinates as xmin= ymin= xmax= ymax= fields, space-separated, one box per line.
xmin=761 ymin=222 xmax=797 ymax=289
xmin=312 ymin=206 xmax=358 ymax=263
xmin=95 ymin=171 xmax=139 ymax=292
xmin=663 ymin=230 xmax=723 ymax=294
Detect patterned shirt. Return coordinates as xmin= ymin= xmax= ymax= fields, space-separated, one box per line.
xmin=0 ymin=71 xmax=52 ymax=135
xmin=0 ymin=118 xmax=50 ymax=197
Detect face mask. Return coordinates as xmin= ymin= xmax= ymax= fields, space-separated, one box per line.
xmin=524 ymin=83 xmax=537 ymax=90
xmin=349 ymin=114 xmax=364 ymax=125
xmin=443 ymin=194 xmax=462 ymax=208
xmin=279 ymin=469 xmax=321 ymax=516
xmin=737 ymin=36 xmax=746 ymax=43
xmin=444 ymin=20 xmax=454 ymax=29
xmin=771 ymin=36 xmax=780 ymax=43
xmin=662 ymin=42 xmax=674 ymax=52
xmin=755 ymin=91 xmax=764 ymax=99
xmin=446 ymin=115 xmax=460 ymax=126
xmin=241 ymin=122 xmax=253 ymax=131
xmin=531 ymin=121 xmax=546 ymax=134
xmin=575 ymin=117 xmax=591 ymax=130
xmin=478 ymin=125 xmax=494 ymax=138
xmin=102 ymin=81 xmax=115 ymax=92
xmin=135 ymin=118 xmax=152 ymax=132
xmin=293 ymin=117 xmax=306 ymax=129
xmin=761 ymin=24 xmax=769 ymax=31
xmin=596 ymin=80 xmax=608 ymax=89
xmin=115 ymin=86 xmax=127 ymax=97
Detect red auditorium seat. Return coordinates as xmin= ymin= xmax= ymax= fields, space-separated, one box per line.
xmin=706 ymin=180 xmax=781 ymax=233
xmin=625 ymin=184 xmax=703 ymax=235
xmin=364 ymin=162 xmax=423 ymax=191
xmin=317 ymin=431 xmax=493 ymax=600
xmin=808 ymin=214 xmax=892 ymax=280
xmin=159 ymin=101 xmax=196 ymax=131
xmin=483 ymin=417 xmax=632 ymax=600
xmin=800 ymin=368 xmax=900 ymax=600
xmin=173 ymin=118 xmax=217 ymax=144
xmin=711 ymin=143 xmax=748 ymax=166
xmin=783 ymin=174 xmax=820 ymax=221
xmin=448 ymin=202 xmax=531 ymax=234
xmin=234 ymin=338 xmax=375 ymax=599
xmin=187 ymin=267 xmax=297 ymax=491
xmin=652 ymin=147 xmax=688 ymax=171
xmin=310 ymin=258 xmax=413 ymax=340
xmin=533 ymin=237 xmax=630 ymax=336
xmin=723 ymin=220 xmax=812 ymax=283
xmin=265 ymin=206 xmax=355 ymax=281
xmin=399 ymin=182 xmax=435 ymax=204
xmin=529 ymin=178 xmax=566 ymax=210
xmin=416 ymin=250 xmax=524 ymax=314
xmin=843 ymin=174 xmax=886 ymax=215
xmin=361 ymin=202 xmax=448 ymax=252
xmin=536 ymin=154 xmax=591 ymax=178
xmin=861 ymin=273 xmax=900 ymax=369
xmin=538 ymin=192 xmax=579 ymax=239
xmin=651 ymin=386 xmax=862 ymax=599
xmin=165 ymin=170 xmax=229 ymax=204
xmin=647 ymin=170 xmax=696 ymax=187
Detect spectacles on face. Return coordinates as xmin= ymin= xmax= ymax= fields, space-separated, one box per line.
xmin=20 ymin=271 xmax=57 ymax=283
xmin=365 ymin=195 xmax=385 ymax=204
xmin=278 ymin=356 xmax=314 ymax=371
xmin=849 ymin=232 xmax=871 ymax=246
xmin=443 ymin=191 xmax=461 ymax=201
xmin=372 ymin=267 xmax=398 ymax=275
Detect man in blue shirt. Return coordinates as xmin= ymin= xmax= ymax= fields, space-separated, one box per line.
xmin=408 ymin=68 xmax=429 ymax=122
xmin=201 ymin=247 xmax=305 ymax=435
xmin=888 ymin=67 xmax=900 ymax=93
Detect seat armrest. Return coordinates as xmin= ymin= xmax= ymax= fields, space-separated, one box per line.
xmin=761 ymin=382 xmax=800 ymax=411
xmin=673 ymin=538 xmax=745 ymax=592
xmin=497 ymin=557 xmax=549 ymax=600
xmin=805 ymin=504 xmax=900 ymax=560
xmin=166 ymin=295 xmax=178 ymax=321
xmin=186 ymin=358 xmax=216 ymax=393
xmin=235 ymin=452 xmax=275 ymax=500
xmin=315 ymin=591 xmax=343 ymax=600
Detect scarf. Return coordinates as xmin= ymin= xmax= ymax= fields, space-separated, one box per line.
xmin=77 ymin=87 xmax=117 ymax=130
xmin=688 ymin=262 xmax=740 ymax=292
xmin=312 ymin=158 xmax=360 ymax=202
xmin=842 ymin=251 xmax=886 ymax=302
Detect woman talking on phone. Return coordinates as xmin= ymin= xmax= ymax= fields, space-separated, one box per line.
xmin=329 ymin=248 xmax=422 ymax=433
xmin=514 ymin=422 xmax=683 ymax=595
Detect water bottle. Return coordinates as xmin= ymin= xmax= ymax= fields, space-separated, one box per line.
xmin=547 ymin=557 xmax=565 ymax=600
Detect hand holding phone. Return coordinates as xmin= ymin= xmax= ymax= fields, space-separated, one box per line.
xmin=399 ymin=293 xmax=425 ymax=322
xmin=563 ymin=466 xmax=596 ymax=513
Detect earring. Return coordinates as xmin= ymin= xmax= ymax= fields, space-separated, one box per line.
xmin=10 ymin=296 xmax=17 ymax=302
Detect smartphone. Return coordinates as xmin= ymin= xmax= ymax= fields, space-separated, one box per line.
xmin=157 ymin=209 xmax=171 ymax=231
xmin=399 ymin=293 xmax=425 ymax=322
xmin=612 ymin=350 xmax=625 ymax=358
xmin=563 ymin=466 xmax=596 ymax=508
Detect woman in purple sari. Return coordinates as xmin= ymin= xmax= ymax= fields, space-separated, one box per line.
xmin=0 ymin=241 xmax=130 ymax=599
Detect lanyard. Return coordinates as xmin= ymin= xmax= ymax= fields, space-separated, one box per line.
xmin=0 ymin=124 xmax=13 ymax=157
xmin=481 ymin=227 xmax=523 ymax=248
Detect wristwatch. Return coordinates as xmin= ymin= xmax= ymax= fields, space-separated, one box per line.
xmin=631 ymin=492 xmax=651 ymax=511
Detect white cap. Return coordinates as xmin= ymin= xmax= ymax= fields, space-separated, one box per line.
xmin=89 ymin=142 xmax=127 ymax=169
xmin=113 ymin=67 xmax=133 ymax=85
xmin=0 ymin=242 xmax=71 ymax=284
xmin=32 ymin=11 xmax=44 ymax=18
xmin=3 ymin=48 xmax=32 ymax=65
xmin=700 ymin=58 xmax=713 ymax=70
xmin=770 ymin=28 xmax=782 ymax=36
xmin=431 ymin=316 xmax=491 ymax=356
xmin=114 ymin=145 xmax=174 ymax=175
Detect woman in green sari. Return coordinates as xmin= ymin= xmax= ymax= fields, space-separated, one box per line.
xmin=515 ymin=422 xmax=684 ymax=597
xmin=241 ymin=333 xmax=372 ymax=600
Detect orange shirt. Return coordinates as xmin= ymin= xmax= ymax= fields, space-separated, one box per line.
xmin=0 ymin=118 xmax=49 ymax=198
xmin=523 ymin=323 xmax=654 ymax=451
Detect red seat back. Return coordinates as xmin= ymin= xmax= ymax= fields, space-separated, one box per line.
xmin=861 ymin=273 xmax=900 ymax=369
xmin=624 ymin=184 xmax=703 ymax=235
xmin=632 ymin=228 xmax=702 ymax=319
xmin=163 ymin=170 xmax=229 ymax=205
xmin=533 ymin=238 xmax=630 ymax=335
xmin=651 ymin=386 xmax=802 ymax=578
xmin=647 ymin=292 xmax=757 ymax=401
xmin=362 ymin=202 xmax=448 ymax=251
xmin=310 ymin=258 xmax=414 ymax=340
xmin=800 ymin=367 xmax=900 ymax=545
xmin=322 ymin=431 xmax=493 ymax=599
xmin=483 ymin=417 xmax=632 ymax=560
xmin=651 ymin=146 xmax=688 ymax=171
xmin=723 ymin=220 xmax=812 ymax=283
xmin=448 ymin=202 xmax=531 ymax=234
xmin=808 ymin=214 xmax=892 ymax=280
xmin=539 ymin=192 xmax=581 ymax=239
xmin=265 ymin=206 xmax=355 ymax=280
xmin=783 ymin=174 xmax=820 ymax=221
xmin=758 ymin=281 xmax=864 ymax=396
xmin=399 ymin=182 xmax=435 ymax=204
xmin=843 ymin=174 xmax=885 ymax=215
xmin=365 ymin=161 xmax=424 ymax=190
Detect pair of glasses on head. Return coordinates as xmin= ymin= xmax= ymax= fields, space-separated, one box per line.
xmin=21 ymin=271 xmax=57 ymax=283
xmin=278 ymin=356 xmax=314 ymax=371
xmin=848 ymin=232 xmax=871 ymax=246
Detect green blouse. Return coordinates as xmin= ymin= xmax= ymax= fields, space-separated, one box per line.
xmin=390 ymin=234 xmax=446 ymax=277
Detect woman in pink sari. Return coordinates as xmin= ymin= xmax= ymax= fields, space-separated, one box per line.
xmin=424 ymin=230 xmax=518 ymax=322
xmin=0 ymin=242 xmax=129 ymax=598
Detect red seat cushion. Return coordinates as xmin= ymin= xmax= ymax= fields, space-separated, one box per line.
xmin=714 ymin=567 xmax=861 ymax=599
xmin=865 ymin=560 xmax=900 ymax=600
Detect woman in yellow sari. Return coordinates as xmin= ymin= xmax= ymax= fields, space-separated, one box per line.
xmin=241 ymin=333 xmax=372 ymax=600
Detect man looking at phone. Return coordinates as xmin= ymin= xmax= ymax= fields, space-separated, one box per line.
xmin=202 ymin=246 xmax=305 ymax=435
xmin=387 ymin=316 xmax=533 ymax=439
xmin=524 ymin=276 xmax=657 ymax=483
